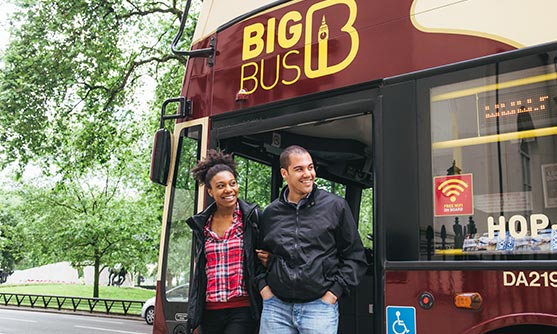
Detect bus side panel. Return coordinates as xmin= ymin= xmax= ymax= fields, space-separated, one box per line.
xmin=183 ymin=37 xmax=215 ymax=121
xmin=152 ymin=281 xmax=167 ymax=334
xmin=380 ymin=80 xmax=421 ymax=262
xmin=208 ymin=0 xmax=513 ymax=114
xmin=385 ymin=270 xmax=557 ymax=333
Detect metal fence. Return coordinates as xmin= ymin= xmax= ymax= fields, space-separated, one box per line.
xmin=0 ymin=292 xmax=145 ymax=317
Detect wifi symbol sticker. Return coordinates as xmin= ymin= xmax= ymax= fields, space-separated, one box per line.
xmin=434 ymin=174 xmax=474 ymax=217
xmin=438 ymin=179 xmax=469 ymax=202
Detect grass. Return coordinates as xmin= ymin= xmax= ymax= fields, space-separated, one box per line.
xmin=0 ymin=283 xmax=155 ymax=300
xmin=0 ymin=284 xmax=156 ymax=316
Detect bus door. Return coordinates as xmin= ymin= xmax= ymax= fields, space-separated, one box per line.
xmin=213 ymin=90 xmax=378 ymax=334
xmin=151 ymin=118 xmax=208 ymax=334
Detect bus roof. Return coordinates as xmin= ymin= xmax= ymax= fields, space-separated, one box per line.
xmin=193 ymin=0 xmax=557 ymax=47
xmin=192 ymin=0 xmax=279 ymax=43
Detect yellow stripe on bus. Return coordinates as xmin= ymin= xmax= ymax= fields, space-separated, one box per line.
xmin=432 ymin=126 xmax=557 ymax=149
xmin=431 ymin=73 xmax=557 ymax=102
xmin=435 ymin=249 xmax=464 ymax=255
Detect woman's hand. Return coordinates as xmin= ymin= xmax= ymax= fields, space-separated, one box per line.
xmin=256 ymin=249 xmax=270 ymax=267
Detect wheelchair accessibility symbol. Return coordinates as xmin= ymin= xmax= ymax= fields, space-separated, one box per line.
xmin=386 ymin=306 xmax=416 ymax=334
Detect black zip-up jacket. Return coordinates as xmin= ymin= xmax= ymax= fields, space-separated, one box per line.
xmin=186 ymin=199 xmax=263 ymax=330
xmin=256 ymin=185 xmax=367 ymax=302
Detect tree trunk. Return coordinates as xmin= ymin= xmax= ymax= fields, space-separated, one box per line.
xmin=93 ymin=256 xmax=100 ymax=298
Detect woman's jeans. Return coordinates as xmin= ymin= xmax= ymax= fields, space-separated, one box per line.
xmin=259 ymin=296 xmax=339 ymax=334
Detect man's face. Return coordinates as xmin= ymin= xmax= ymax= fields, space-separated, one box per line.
xmin=281 ymin=152 xmax=315 ymax=202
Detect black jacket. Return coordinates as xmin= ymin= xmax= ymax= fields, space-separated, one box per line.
xmin=257 ymin=185 xmax=367 ymax=302
xmin=186 ymin=199 xmax=263 ymax=330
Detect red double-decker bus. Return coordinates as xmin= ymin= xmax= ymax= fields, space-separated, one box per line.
xmin=149 ymin=0 xmax=557 ymax=333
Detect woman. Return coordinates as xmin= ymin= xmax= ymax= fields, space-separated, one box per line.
xmin=186 ymin=149 xmax=263 ymax=334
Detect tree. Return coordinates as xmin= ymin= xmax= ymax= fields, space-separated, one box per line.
xmin=0 ymin=209 xmax=25 ymax=274
xmin=0 ymin=0 xmax=198 ymax=296
xmin=0 ymin=0 xmax=193 ymax=176
xmin=235 ymin=156 xmax=273 ymax=208
xmin=16 ymin=163 xmax=161 ymax=297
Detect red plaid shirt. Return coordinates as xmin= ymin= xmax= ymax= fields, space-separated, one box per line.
xmin=204 ymin=203 xmax=248 ymax=303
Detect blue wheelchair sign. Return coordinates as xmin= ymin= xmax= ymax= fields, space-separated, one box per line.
xmin=386 ymin=306 xmax=416 ymax=334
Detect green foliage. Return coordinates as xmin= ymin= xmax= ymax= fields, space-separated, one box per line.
xmin=12 ymin=169 xmax=161 ymax=275
xmin=0 ymin=0 xmax=197 ymax=296
xmin=0 ymin=210 xmax=24 ymax=272
xmin=235 ymin=156 xmax=273 ymax=208
xmin=359 ymin=188 xmax=373 ymax=249
xmin=163 ymin=133 xmax=198 ymax=288
xmin=0 ymin=0 xmax=188 ymax=176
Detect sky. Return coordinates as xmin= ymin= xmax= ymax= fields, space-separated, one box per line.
xmin=0 ymin=2 xmax=15 ymax=51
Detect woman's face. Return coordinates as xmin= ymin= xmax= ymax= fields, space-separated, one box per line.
xmin=207 ymin=170 xmax=238 ymax=209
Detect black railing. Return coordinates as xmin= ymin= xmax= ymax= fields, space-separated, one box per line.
xmin=0 ymin=292 xmax=145 ymax=316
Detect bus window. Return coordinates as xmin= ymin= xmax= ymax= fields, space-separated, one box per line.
xmin=315 ymin=179 xmax=346 ymax=197
xmin=428 ymin=63 xmax=557 ymax=260
xmin=235 ymin=155 xmax=272 ymax=208
xmin=163 ymin=125 xmax=202 ymax=300
xmin=359 ymin=187 xmax=373 ymax=250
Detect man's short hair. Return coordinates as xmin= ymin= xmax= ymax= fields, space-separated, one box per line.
xmin=279 ymin=145 xmax=310 ymax=169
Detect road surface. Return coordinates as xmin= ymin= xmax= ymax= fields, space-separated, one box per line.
xmin=0 ymin=308 xmax=151 ymax=334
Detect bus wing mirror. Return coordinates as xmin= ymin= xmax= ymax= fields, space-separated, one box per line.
xmin=150 ymin=96 xmax=190 ymax=186
xmin=150 ymin=128 xmax=171 ymax=186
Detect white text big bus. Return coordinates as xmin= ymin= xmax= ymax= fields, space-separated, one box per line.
xmin=149 ymin=0 xmax=557 ymax=333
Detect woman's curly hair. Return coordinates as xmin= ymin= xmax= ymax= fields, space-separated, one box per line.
xmin=191 ymin=149 xmax=237 ymax=188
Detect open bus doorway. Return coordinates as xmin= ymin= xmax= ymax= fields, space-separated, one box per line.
xmin=216 ymin=111 xmax=376 ymax=334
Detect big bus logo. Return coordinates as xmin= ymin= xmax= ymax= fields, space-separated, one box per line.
xmin=240 ymin=0 xmax=359 ymax=94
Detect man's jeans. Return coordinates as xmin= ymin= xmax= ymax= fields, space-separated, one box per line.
xmin=259 ymin=296 xmax=339 ymax=334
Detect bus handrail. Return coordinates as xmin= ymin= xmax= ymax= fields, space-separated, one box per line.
xmin=171 ymin=0 xmax=214 ymax=62
xmin=0 ymin=292 xmax=145 ymax=317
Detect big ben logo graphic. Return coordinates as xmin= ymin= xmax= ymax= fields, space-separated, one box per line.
xmin=318 ymin=16 xmax=329 ymax=70
xmin=305 ymin=0 xmax=359 ymax=78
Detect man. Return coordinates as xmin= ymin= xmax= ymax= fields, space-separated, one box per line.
xmin=256 ymin=145 xmax=367 ymax=334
